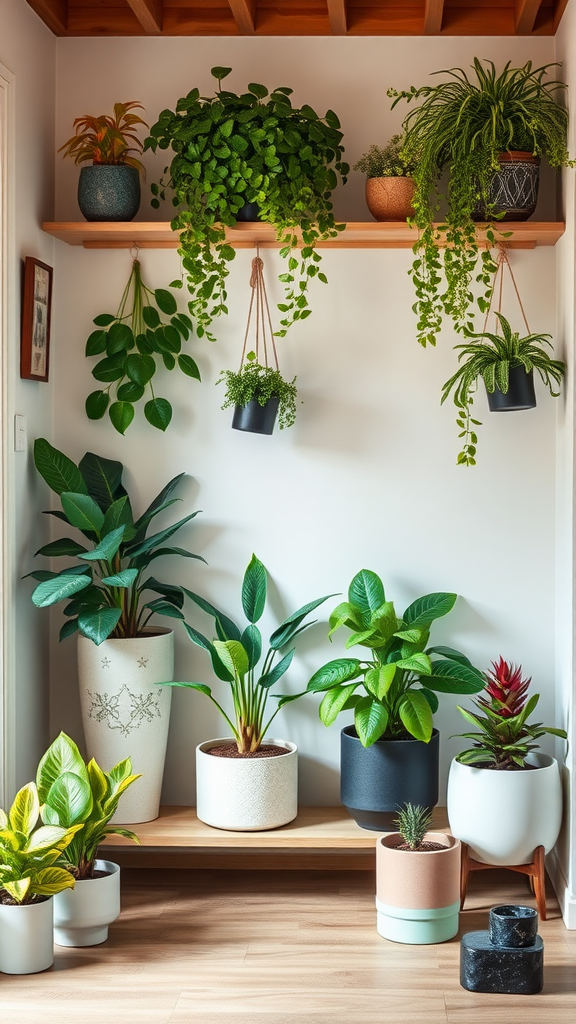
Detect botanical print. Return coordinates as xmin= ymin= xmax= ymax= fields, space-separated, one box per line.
xmin=87 ymin=684 xmax=162 ymax=736
xmin=30 ymin=264 xmax=50 ymax=377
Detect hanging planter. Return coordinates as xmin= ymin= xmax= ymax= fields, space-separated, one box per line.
xmin=218 ymin=255 xmax=298 ymax=434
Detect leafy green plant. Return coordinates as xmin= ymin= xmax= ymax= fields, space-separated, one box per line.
xmin=36 ymin=733 xmax=141 ymax=879
xmin=455 ymin=657 xmax=567 ymax=769
xmin=159 ymin=554 xmax=332 ymax=753
xmin=441 ymin=312 xmax=565 ymax=465
xmin=306 ymin=569 xmax=484 ymax=747
xmin=26 ymin=438 xmax=203 ymax=645
xmin=59 ymin=101 xmax=147 ymax=172
xmin=0 ymin=783 xmax=80 ymax=904
xmin=86 ymin=258 xmax=201 ymax=434
xmin=389 ymin=60 xmax=574 ymax=347
xmin=145 ymin=66 xmax=348 ymax=341
xmin=394 ymin=803 xmax=433 ymax=850
xmin=218 ymin=352 xmax=298 ymax=429
xmin=354 ymin=135 xmax=416 ymax=178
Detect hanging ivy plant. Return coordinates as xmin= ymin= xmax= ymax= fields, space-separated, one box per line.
xmin=85 ymin=258 xmax=201 ymax=433
xmin=144 ymin=66 xmax=349 ymax=342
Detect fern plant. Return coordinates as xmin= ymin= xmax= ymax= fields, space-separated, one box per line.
xmin=354 ymin=135 xmax=416 ymax=178
xmin=394 ymin=803 xmax=433 ymax=850
xmin=218 ymin=353 xmax=298 ymax=429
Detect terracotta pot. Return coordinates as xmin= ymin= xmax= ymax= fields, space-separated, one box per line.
xmin=472 ymin=152 xmax=540 ymax=222
xmin=365 ymin=176 xmax=415 ymax=221
xmin=196 ymin=738 xmax=297 ymax=831
xmin=376 ymin=832 xmax=461 ymax=944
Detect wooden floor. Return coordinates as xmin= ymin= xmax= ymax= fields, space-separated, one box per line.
xmin=1 ymin=867 xmax=575 ymax=1023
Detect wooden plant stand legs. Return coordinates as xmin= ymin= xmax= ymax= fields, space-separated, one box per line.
xmin=460 ymin=843 xmax=547 ymax=920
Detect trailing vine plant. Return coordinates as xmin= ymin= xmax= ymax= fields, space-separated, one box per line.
xmin=144 ymin=67 xmax=348 ymax=341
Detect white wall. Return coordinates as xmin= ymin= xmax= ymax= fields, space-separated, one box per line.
xmin=0 ymin=0 xmax=56 ymax=796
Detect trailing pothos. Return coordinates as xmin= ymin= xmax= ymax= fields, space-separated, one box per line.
xmin=145 ymin=66 xmax=348 ymax=341
xmin=85 ymin=258 xmax=201 ymax=434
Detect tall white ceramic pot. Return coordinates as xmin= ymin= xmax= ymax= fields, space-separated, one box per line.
xmin=54 ymin=860 xmax=121 ymax=947
xmin=78 ymin=629 xmax=174 ymax=824
xmin=196 ymin=738 xmax=297 ymax=831
xmin=0 ymin=898 xmax=54 ymax=974
xmin=447 ymin=752 xmax=562 ymax=865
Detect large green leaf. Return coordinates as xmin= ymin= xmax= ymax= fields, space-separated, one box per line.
xmin=427 ymin=659 xmax=485 ymax=694
xmin=37 ymin=732 xmax=88 ymax=804
xmin=353 ymin=696 xmax=388 ymax=747
xmin=319 ymin=683 xmax=360 ymax=726
xmin=241 ymin=624 xmax=262 ymax=669
xmin=132 ymin=473 xmax=185 ymax=538
xmin=26 ymin=824 xmax=76 ymax=853
xmin=101 ymin=569 xmax=139 ymax=588
xmin=45 ymin=772 xmax=92 ymax=828
xmin=402 ymin=593 xmax=457 ymax=628
xmin=33 ymin=866 xmax=76 ymax=896
xmin=213 ymin=640 xmax=249 ymax=678
xmin=328 ymin=601 xmax=360 ymax=637
xmin=145 ymin=397 xmax=172 ymax=431
xmin=78 ymin=607 xmax=122 ymax=645
xmin=364 ymin=663 xmax=396 ymax=700
xmin=182 ymin=622 xmax=234 ymax=682
xmin=79 ymin=525 xmax=126 ymax=563
xmin=242 ymin=554 xmax=267 ymax=623
xmin=181 ymin=588 xmax=241 ymax=642
xmin=78 ymin=452 xmax=125 ymax=510
xmin=141 ymin=577 xmax=184 ymax=608
xmin=306 ymin=658 xmax=362 ymax=693
xmin=9 ymin=783 xmax=39 ymax=838
xmin=126 ymin=512 xmax=199 ymax=559
xmin=33 ymin=439 xmax=87 ymax=496
xmin=109 ymin=401 xmax=135 ymax=435
xmin=268 ymin=594 xmax=333 ymax=650
xmin=259 ymin=647 xmax=294 ymax=689
xmin=34 ymin=538 xmax=88 ymax=558
xmin=396 ymin=652 xmax=432 ymax=675
xmin=61 ymin=492 xmax=105 ymax=535
xmin=348 ymin=570 xmax=385 ymax=624
xmin=102 ymin=495 xmax=135 ymax=540
xmin=32 ymin=570 xmax=92 ymax=608
xmin=399 ymin=690 xmax=434 ymax=742
xmin=426 ymin=646 xmax=473 ymax=667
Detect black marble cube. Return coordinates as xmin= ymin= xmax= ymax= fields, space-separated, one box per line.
xmin=460 ymin=930 xmax=544 ymax=994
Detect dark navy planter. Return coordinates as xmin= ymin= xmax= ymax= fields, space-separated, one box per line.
xmin=486 ymin=365 xmax=536 ymax=412
xmin=232 ymin=397 xmax=279 ymax=435
xmin=340 ymin=726 xmax=439 ymax=831
xmin=78 ymin=165 xmax=141 ymax=222
xmin=236 ymin=201 xmax=261 ymax=222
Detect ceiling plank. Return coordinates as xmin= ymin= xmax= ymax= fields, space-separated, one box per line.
xmin=553 ymin=0 xmax=571 ymax=30
xmin=125 ymin=0 xmax=163 ymax=33
xmin=227 ymin=0 xmax=256 ymax=33
xmin=424 ymin=0 xmax=444 ymax=33
xmin=26 ymin=0 xmax=67 ymax=35
xmin=327 ymin=0 xmax=347 ymax=33
xmin=515 ymin=0 xmax=544 ymax=32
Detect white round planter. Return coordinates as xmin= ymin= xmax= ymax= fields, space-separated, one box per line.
xmin=54 ymin=860 xmax=120 ymax=947
xmin=447 ymin=753 xmax=562 ymax=866
xmin=196 ymin=738 xmax=297 ymax=831
xmin=78 ymin=629 xmax=174 ymax=824
xmin=0 ymin=897 xmax=53 ymax=974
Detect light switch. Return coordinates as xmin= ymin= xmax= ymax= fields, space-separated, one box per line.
xmin=14 ymin=414 xmax=27 ymax=452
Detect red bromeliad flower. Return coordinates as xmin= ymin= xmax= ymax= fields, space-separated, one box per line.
xmin=478 ymin=657 xmax=531 ymax=719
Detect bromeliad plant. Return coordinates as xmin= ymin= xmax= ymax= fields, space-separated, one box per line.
xmin=306 ymin=570 xmax=484 ymax=747
xmin=27 ymin=438 xmax=203 ymax=645
xmin=86 ymin=258 xmax=201 ymax=434
xmin=145 ymin=66 xmax=348 ymax=341
xmin=36 ymin=733 xmax=141 ymax=879
xmin=0 ymin=783 xmax=80 ymax=904
xmin=394 ymin=803 xmax=434 ymax=851
xmin=218 ymin=353 xmax=298 ymax=429
xmin=441 ymin=312 xmax=565 ymax=465
xmin=160 ymin=554 xmax=332 ymax=753
xmin=455 ymin=657 xmax=567 ymax=770
xmin=59 ymin=101 xmax=147 ymax=172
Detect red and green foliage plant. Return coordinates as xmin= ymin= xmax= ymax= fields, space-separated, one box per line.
xmin=59 ymin=101 xmax=147 ymax=172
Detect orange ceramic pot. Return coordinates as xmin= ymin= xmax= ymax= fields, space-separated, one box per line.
xmin=365 ymin=176 xmax=416 ymax=221
xmin=376 ymin=831 xmax=461 ymax=944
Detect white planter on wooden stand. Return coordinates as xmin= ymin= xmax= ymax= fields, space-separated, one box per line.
xmin=54 ymin=860 xmax=120 ymax=947
xmin=0 ymin=898 xmax=54 ymax=974
xmin=196 ymin=738 xmax=298 ymax=831
xmin=78 ymin=629 xmax=174 ymax=824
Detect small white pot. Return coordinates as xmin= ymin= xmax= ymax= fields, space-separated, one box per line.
xmin=447 ymin=753 xmax=563 ymax=865
xmin=196 ymin=738 xmax=297 ymax=831
xmin=53 ymin=860 xmax=120 ymax=947
xmin=0 ymin=897 xmax=53 ymax=974
xmin=78 ymin=629 xmax=174 ymax=823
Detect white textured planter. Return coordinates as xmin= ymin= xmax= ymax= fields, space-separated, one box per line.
xmin=447 ymin=753 xmax=562 ymax=866
xmin=0 ymin=897 xmax=53 ymax=974
xmin=78 ymin=629 xmax=174 ymax=824
xmin=54 ymin=860 xmax=120 ymax=947
xmin=196 ymin=738 xmax=297 ymax=831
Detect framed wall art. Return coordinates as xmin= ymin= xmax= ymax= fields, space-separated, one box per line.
xmin=21 ymin=257 xmax=53 ymax=382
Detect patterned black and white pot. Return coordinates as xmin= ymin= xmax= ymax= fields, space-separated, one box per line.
xmin=77 ymin=629 xmax=174 ymax=824
xmin=473 ymin=152 xmax=540 ymax=222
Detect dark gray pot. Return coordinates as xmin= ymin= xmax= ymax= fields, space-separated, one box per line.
xmin=340 ymin=725 xmax=439 ymax=831
xmin=78 ymin=165 xmax=141 ymax=222
xmin=236 ymin=201 xmax=261 ymax=222
xmin=232 ymin=397 xmax=279 ymax=435
xmin=486 ymin=365 xmax=536 ymax=412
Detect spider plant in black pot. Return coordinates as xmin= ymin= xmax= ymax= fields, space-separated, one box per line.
xmin=441 ymin=312 xmax=565 ymax=466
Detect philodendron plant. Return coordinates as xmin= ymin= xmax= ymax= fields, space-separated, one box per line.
xmin=27 ymin=438 xmax=203 ymax=644
xmin=36 ymin=733 xmax=141 ymax=879
xmin=160 ymin=554 xmax=332 ymax=753
xmin=306 ymin=569 xmax=484 ymax=747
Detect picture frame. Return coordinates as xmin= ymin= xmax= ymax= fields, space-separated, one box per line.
xmin=20 ymin=257 xmax=53 ymax=382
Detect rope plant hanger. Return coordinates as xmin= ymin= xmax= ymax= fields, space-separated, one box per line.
xmin=218 ymin=252 xmax=298 ymax=435
xmin=441 ymin=244 xmax=565 ymax=466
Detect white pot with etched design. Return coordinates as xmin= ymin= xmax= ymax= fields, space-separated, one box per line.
xmin=78 ymin=628 xmax=174 ymax=824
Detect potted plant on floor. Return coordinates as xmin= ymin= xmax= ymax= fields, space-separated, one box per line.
xmin=145 ymin=66 xmax=348 ymax=341
xmin=27 ymin=438 xmax=204 ymax=824
xmin=59 ymin=101 xmax=147 ymax=221
xmin=36 ymin=732 xmax=140 ymax=947
xmin=354 ymin=134 xmax=416 ymax=221
xmin=447 ymin=657 xmax=566 ymax=867
xmin=219 ymin=352 xmax=298 ymax=434
xmin=0 ymin=783 xmax=80 ymax=974
xmin=441 ymin=311 xmax=565 ymax=466
xmin=306 ymin=569 xmax=484 ymax=829
xmin=376 ymin=804 xmax=461 ymax=944
xmin=388 ymin=60 xmax=574 ymax=347
xmin=159 ymin=554 xmax=332 ymax=830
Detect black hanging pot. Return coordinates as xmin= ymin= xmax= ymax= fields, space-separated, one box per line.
xmin=232 ymin=397 xmax=279 ymax=435
xmin=340 ymin=725 xmax=439 ymax=831
xmin=236 ymin=201 xmax=261 ymax=222
xmin=78 ymin=165 xmax=141 ymax=222
xmin=472 ymin=152 xmax=540 ymax=222
xmin=486 ymin=365 xmax=536 ymax=412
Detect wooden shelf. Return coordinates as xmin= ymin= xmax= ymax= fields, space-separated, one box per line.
xmin=42 ymin=220 xmax=565 ymax=251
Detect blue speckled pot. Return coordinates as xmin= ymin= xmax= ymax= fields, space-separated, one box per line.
xmin=78 ymin=165 xmax=141 ymax=222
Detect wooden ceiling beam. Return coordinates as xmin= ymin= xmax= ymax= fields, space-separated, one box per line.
xmin=423 ymin=0 xmax=445 ymax=33
xmin=26 ymin=0 xmax=68 ymax=35
xmin=553 ymin=0 xmax=571 ymax=31
xmin=515 ymin=0 xmax=544 ymax=32
xmin=227 ymin=0 xmax=256 ymax=34
xmin=125 ymin=0 xmax=163 ymax=33
xmin=327 ymin=0 xmax=348 ymax=34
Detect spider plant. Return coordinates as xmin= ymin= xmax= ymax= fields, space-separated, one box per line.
xmin=441 ymin=312 xmax=565 ymax=465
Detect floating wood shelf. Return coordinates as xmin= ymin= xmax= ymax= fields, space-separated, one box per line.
xmin=42 ymin=221 xmax=565 ymax=251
